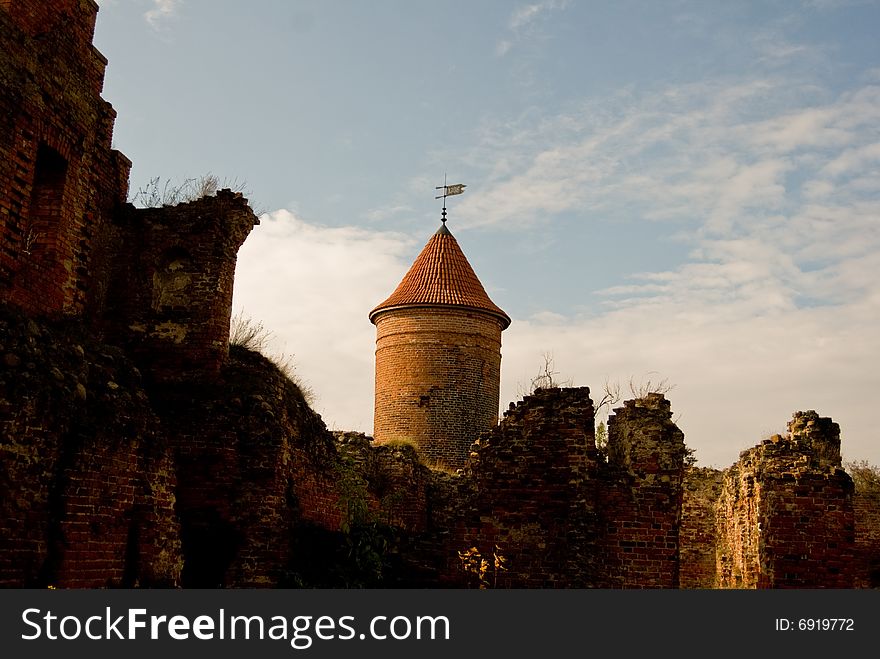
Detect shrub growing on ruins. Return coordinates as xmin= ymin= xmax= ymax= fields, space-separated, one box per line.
xmin=130 ymin=173 xmax=248 ymax=208
xmin=229 ymin=310 xmax=315 ymax=405
xmin=516 ymin=351 xmax=572 ymax=398
xmin=846 ymin=460 xmax=880 ymax=492
xmin=457 ymin=545 xmax=508 ymax=589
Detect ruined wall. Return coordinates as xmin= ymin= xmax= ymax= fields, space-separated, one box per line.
xmin=370 ymin=394 xmax=874 ymax=589
xmin=0 ymin=307 xmax=427 ymax=589
xmin=448 ymin=387 xmax=599 ymax=587
xmin=853 ymin=479 xmax=880 ymax=588
xmin=2 ymin=306 xmax=876 ymax=589
xmin=0 ymin=1 xmax=258 ymax=382
xmin=149 ymin=345 xmax=336 ymax=587
xmin=334 ymin=433 xmax=430 ymax=534
xmin=99 ymin=192 xmax=259 ymax=382
xmin=372 ymin=307 xmax=503 ymax=470
xmin=716 ymin=460 xmax=761 ymax=587
xmin=599 ymin=394 xmax=687 ymax=588
xmin=716 ymin=412 xmax=856 ymax=588
xmin=679 ymin=467 xmax=724 ymax=588
xmin=142 ymin=350 xmax=432 ymax=589
xmin=393 ymin=389 xmax=686 ymax=588
xmin=0 ymin=306 xmax=180 ymax=587
xmin=0 ymin=0 xmax=130 ymax=318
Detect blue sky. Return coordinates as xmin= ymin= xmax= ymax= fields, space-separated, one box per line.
xmin=93 ymin=1 xmax=880 ymax=467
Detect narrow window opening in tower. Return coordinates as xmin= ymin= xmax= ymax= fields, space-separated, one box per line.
xmin=26 ymin=143 xmax=68 ymax=254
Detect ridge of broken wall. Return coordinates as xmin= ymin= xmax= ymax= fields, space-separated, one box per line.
xmin=435 ymin=387 xmax=601 ymax=588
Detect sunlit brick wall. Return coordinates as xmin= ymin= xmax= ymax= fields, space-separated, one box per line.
xmin=715 ymin=413 xmax=857 ymax=588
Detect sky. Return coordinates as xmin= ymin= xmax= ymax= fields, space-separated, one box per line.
xmin=92 ymin=0 xmax=880 ymax=468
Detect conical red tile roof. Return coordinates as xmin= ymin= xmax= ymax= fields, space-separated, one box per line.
xmin=369 ymin=223 xmax=511 ymax=328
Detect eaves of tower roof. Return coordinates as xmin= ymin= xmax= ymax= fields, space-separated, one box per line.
xmin=368 ymin=223 xmax=511 ymax=328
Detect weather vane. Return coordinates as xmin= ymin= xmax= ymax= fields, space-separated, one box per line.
xmin=434 ymin=174 xmax=466 ymax=224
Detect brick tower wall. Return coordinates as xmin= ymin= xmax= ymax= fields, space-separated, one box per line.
xmin=372 ymin=306 xmax=504 ymax=470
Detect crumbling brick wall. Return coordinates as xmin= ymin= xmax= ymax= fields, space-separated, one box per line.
xmin=0 ymin=306 xmax=180 ymax=587
xmin=599 ymin=393 xmax=687 ymax=588
xmin=451 ymin=387 xmax=600 ymax=587
xmin=0 ymin=309 xmax=424 ymax=589
xmin=149 ymin=354 xmax=428 ymax=589
xmin=393 ymin=388 xmax=599 ymax=587
xmin=151 ymin=345 xmax=342 ymax=587
xmin=99 ymin=192 xmax=259 ymax=382
xmin=851 ymin=473 xmax=880 ymax=588
xmin=0 ymin=0 xmax=130 ymax=318
xmin=374 ymin=394 xmax=874 ymax=589
xmin=334 ymin=433 xmax=430 ymax=533
xmin=0 ymin=1 xmax=258 ymax=384
xmin=396 ymin=389 xmax=687 ymax=588
xmin=679 ymin=467 xmax=724 ymax=588
xmin=716 ymin=412 xmax=856 ymax=588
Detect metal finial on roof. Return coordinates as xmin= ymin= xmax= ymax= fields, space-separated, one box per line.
xmin=434 ymin=175 xmax=466 ymax=227
xmin=368 ymin=205 xmax=510 ymax=328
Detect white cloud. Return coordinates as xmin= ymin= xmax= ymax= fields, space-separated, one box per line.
xmin=508 ymin=4 xmax=544 ymax=30
xmin=233 ymin=210 xmax=414 ymax=431
xmin=365 ymin=204 xmax=414 ymax=223
xmin=456 ymin=80 xmax=880 ymax=238
xmin=496 ymin=0 xmax=569 ymax=57
xmin=144 ymin=0 xmax=181 ymax=29
xmin=806 ymin=0 xmax=873 ymax=8
xmin=821 ymin=141 xmax=880 ymax=177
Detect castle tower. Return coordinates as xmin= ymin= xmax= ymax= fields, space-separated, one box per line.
xmin=369 ymin=220 xmax=510 ymax=469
